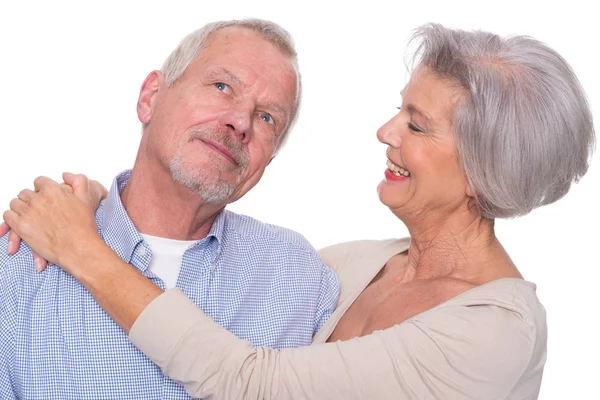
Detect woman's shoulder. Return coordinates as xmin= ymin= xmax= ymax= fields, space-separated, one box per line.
xmin=440 ymin=278 xmax=544 ymax=324
xmin=318 ymin=238 xmax=410 ymax=274
xmin=414 ymin=278 xmax=546 ymax=369
xmin=379 ymin=278 xmax=547 ymax=396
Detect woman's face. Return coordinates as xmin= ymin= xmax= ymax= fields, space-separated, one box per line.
xmin=377 ymin=67 xmax=472 ymax=220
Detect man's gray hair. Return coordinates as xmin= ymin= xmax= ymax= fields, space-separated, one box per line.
xmin=408 ymin=23 xmax=595 ymax=218
xmin=161 ymin=18 xmax=301 ymax=151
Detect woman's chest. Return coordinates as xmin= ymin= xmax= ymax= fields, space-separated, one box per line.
xmin=327 ymin=278 xmax=469 ymax=342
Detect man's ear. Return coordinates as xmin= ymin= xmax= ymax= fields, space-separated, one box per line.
xmin=137 ymin=70 xmax=164 ymax=124
xmin=267 ymin=155 xmax=276 ymax=166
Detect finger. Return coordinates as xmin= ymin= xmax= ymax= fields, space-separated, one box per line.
xmin=17 ymin=189 xmax=37 ymax=204
xmin=59 ymin=183 xmax=74 ymax=195
xmin=7 ymin=229 xmax=22 ymax=255
xmin=89 ymin=179 xmax=108 ymax=201
xmin=88 ymin=179 xmax=108 ymax=211
xmin=32 ymin=250 xmax=48 ymax=272
xmin=0 ymin=222 xmax=14 ymax=254
xmin=33 ymin=176 xmax=59 ymax=193
xmin=9 ymin=197 xmax=29 ymax=216
xmin=62 ymin=172 xmax=75 ymax=184
xmin=0 ymin=222 xmax=8 ymax=237
xmin=2 ymin=210 xmax=19 ymax=235
xmin=2 ymin=212 xmax=17 ymax=254
xmin=63 ymin=172 xmax=90 ymax=202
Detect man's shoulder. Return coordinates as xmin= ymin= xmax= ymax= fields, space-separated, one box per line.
xmin=0 ymin=232 xmax=39 ymax=296
xmin=222 ymin=210 xmax=317 ymax=255
xmin=0 ymin=232 xmax=34 ymax=270
xmin=0 ymin=202 xmax=107 ymax=287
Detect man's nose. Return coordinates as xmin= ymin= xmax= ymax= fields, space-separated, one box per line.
xmin=220 ymin=105 xmax=253 ymax=142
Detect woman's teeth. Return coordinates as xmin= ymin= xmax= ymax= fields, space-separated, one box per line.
xmin=387 ymin=160 xmax=410 ymax=177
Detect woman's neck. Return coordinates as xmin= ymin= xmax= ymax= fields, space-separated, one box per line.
xmin=402 ymin=208 xmax=520 ymax=284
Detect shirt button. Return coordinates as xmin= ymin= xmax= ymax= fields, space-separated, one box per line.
xmin=138 ymin=247 xmax=146 ymax=257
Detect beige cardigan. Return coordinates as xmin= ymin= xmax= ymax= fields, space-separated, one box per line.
xmin=129 ymin=239 xmax=547 ymax=399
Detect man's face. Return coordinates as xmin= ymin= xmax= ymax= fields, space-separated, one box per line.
xmin=139 ymin=27 xmax=298 ymax=204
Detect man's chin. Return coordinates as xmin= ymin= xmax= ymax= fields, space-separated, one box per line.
xmin=193 ymin=183 xmax=233 ymax=204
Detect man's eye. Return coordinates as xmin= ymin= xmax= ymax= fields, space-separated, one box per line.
xmin=259 ymin=112 xmax=275 ymax=125
xmin=214 ymin=82 xmax=229 ymax=92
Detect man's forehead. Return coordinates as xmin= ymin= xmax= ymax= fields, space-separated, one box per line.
xmin=202 ymin=26 xmax=264 ymax=50
xmin=190 ymin=27 xmax=298 ymax=119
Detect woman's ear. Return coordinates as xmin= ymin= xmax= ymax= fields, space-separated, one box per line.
xmin=466 ymin=183 xmax=475 ymax=198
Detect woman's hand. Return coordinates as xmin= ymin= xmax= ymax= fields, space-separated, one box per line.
xmin=2 ymin=172 xmax=108 ymax=272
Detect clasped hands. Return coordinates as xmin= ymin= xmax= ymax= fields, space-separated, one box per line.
xmin=1 ymin=173 xmax=107 ymax=273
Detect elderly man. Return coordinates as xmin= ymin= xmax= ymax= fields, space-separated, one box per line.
xmin=0 ymin=19 xmax=339 ymax=399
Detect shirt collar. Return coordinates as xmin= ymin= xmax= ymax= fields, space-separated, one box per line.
xmin=98 ymin=169 xmax=226 ymax=264
xmin=207 ymin=207 xmax=227 ymax=244
xmin=99 ymin=169 xmax=143 ymax=264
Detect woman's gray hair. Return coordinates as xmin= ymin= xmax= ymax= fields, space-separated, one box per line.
xmin=160 ymin=18 xmax=302 ymax=151
xmin=408 ymin=23 xmax=595 ymax=218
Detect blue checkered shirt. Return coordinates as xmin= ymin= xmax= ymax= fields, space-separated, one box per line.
xmin=0 ymin=170 xmax=340 ymax=399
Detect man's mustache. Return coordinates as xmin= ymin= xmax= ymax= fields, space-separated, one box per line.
xmin=188 ymin=129 xmax=249 ymax=167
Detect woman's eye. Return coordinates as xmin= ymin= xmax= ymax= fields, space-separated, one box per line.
xmin=408 ymin=122 xmax=424 ymax=134
xmin=214 ymin=82 xmax=230 ymax=92
xmin=259 ymin=112 xmax=275 ymax=125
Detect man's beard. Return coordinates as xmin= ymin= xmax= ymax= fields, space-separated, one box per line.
xmin=170 ymin=127 xmax=249 ymax=204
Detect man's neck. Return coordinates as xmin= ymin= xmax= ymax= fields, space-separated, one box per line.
xmin=120 ymin=162 xmax=225 ymax=241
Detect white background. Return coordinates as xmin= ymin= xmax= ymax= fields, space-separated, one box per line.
xmin=1 ymin=1 xmax=598 ymax=398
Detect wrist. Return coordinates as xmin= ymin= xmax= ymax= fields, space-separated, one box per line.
xmin=60 ymin=238 xmax=115 ymax=282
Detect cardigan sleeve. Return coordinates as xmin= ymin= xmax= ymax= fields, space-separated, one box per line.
xmin=129 ymin=287 xmax=543 ymax=400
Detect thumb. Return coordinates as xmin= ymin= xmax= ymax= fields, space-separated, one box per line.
xmin=62 ymin=172 xmax=90 ymax=203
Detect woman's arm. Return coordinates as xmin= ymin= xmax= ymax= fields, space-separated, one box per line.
xmin=67 ymin=240 xmax=164 ymax=332
xmin=3 ymin=174 xmax=159 ymax=332
xmin=129 ymin=287 xmax=539 ymax=399
xmin=3 ymin=176 xmax=541 ymax=399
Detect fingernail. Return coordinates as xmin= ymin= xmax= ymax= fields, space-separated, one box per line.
xmin=34 ymin=259 xmax=43 ymax=273
xmin=7 ymin=241 xmax=15 ymax=255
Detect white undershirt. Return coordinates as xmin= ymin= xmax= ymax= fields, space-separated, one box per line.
xmin=140 ymin=234 xmax=199 ymax=290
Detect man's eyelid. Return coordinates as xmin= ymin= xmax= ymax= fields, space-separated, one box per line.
xmin=259 ymin=111 xmax=276 ymax=126
xmin=213 ymin=82 xmax=226 ymax=93
xmin=262 ymin=107 xmax=285 ymax=125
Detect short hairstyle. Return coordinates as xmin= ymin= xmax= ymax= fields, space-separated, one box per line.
xmin=160 ymin=18 xmax=302 ymax=151
xmin=408 ymin=23 xmax=596 ymax=218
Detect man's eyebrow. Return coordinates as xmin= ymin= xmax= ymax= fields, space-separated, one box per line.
xmin=263 ymin=101 xmax=288 ymax=121
xmin=206 ymin=67 xmax=243 ymax=86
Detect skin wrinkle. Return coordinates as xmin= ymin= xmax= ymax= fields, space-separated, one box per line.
xmin=404 ymin=210 xmax=497 ymax=283
xmin=3 ymin=24 xmax=569 ymax=398
xmin=370 ymin=67 xmax=522 ymax=307
xmin=170 ymin=124 xmax=250 ymax=204
xmin=119 ymin=26 xmax=298 ymax=240
xmin=159 ymin=19 xmax=301 ymax=152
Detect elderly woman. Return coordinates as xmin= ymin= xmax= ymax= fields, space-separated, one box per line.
xmin=2 ymin=23 xmax=595 ymax=399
